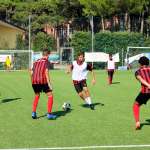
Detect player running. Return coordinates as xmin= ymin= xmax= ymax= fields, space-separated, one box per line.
xmin=133 ymin=56 xmax=150 ymax=130
xmin=107 ymin=54 xmax=115 ymax=85
xmin=67 ymin=52 xmax=96 ymax=110
xmin=30 ymin=48 xmax=56 ymax=120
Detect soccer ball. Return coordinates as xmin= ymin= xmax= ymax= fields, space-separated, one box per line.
xmin=62 ymin=102 xmax=71 ymax=111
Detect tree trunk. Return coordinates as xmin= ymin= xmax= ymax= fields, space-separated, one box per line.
xmin=127 ymin=15 xmax=131 ymax=32
xmin=124 ymin=12 xmax=128 ymax=31
xmin=124 ymin=12 xmax=131 ymax=32
xmin=140 ymin=12 xmax=144 ymax=33
xmin=101 ymin=16 xmax=105 ymax=31
xmin=56 ymin=36 xmax=60 ymax=53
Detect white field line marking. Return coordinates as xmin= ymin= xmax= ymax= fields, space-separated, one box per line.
xmin=1 ymin=145 xmax=150 ymax=150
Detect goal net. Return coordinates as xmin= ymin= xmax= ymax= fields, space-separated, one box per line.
xmin=125 ymin=47 xmax=150 ymax=69
xmin=0 ymin=50 xmax=33 ymax=70
xmin=60 ymin=47 xmax=74 ymax=65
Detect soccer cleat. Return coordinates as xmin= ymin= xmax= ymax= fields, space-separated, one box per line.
xmin=135 ymin=121 xmax=141 ymax=130
xmin=89 ymin=104 xmax=95 ymax=110
xmin=47 ymin=113 xmax=57 ymax=120
xmin=32 ymin=112 xmax=37 ymax=119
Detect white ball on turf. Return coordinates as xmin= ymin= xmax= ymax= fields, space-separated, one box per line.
xmin=62 ymin=102 xmax=71 ymax=111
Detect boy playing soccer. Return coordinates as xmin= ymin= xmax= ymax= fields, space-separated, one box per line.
xmin=133 ymin=56 xmax=150 ymax=129
xmin=30 ymin=48 xmax=56 ymax=120
xmin=107 ymin=54 xmax=115 ymax=85
xmin=67 ymin=52 xmax=96 ymax=110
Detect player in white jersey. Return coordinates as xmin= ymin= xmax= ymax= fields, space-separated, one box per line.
xmin=107 ymin=54 xmax=115 ymax=84
xmin=67 ymin=52 xmax=96 ymax=110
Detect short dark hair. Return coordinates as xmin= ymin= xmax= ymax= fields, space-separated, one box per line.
xmin=42 ymin=48 xmax=50 ymax=56
xmin=109 ymin=53 xmax=112 ymax=57
xmin=138 ymin=56 xmax=149 ymax=66
xmin=77 ymin=51 xmax=84 ymax=57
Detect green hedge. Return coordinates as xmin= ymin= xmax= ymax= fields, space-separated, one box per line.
xmin=95 ymin=31 xmax=144 ymax=53
xmin=71 ymin=31 xmax=146 ymax=55
xmin=71 ymin=31 xmax=91 ymax=58
xmin=32 ymin=32 xmax=55 ymax=51
xmin=71 ymin=31 xmax=150 ymax=68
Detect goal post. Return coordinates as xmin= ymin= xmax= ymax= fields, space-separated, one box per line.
xmin=125 ymin=46 xmax=150 ymax=68
xmin=0 ymin=50 xmax=33 ymax=70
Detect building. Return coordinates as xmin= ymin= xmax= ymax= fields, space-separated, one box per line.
xmin=0 ymin=20 xmax=25 ymax=49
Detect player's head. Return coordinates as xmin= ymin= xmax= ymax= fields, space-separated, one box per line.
xmin=109 ymin=54 xmax=112 ymax=60
xmin=138 ymin=56 xmax=149 ymax=66
xmin=77 ymin=52 xmax=85 ymax=62
xmin=42 ymin=48 xmax=50 ymax=58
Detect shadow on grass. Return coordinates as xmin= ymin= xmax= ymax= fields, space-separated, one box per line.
xmin=140 ymin=119 xmax=150 ymax=129
xmin=0 ymin=98 xmax=22 ymax=104
xmin=37 ymin=109 xmax=72 ymax=119
xmin=111 ymin=82 xmax=120 ymax=84
xmin=81 ymin=102 xmax=104 ymax=109
xmin=53 ymin=109 xmax=72 ymax=118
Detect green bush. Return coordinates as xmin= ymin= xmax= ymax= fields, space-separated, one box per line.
xmin=95 ymin=31 xmax=145 ymax=53
xmin=71 ymin=31 xmax=91 ymax=57
xmin=32 ymin=32 xmax=55 ymax=51
xmin=71 ymin=31 xmax=149 ymax=68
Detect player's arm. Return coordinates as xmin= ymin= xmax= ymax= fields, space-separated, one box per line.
xmin=136 ymin=75 xmax=150 ymax=89
xmin=91 ymin=69 xmax=96 ymax=85
xmin=29 ymin=68 xmax=33 ymax=82
xmin=66 ymin=64 xmax=73 ymax=74
xmin=45 ymin=68 xmax=53 ymax=89
xmin=87 ymin=64 xmax=96 ymax=85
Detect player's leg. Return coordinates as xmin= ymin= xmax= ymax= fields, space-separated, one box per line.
xmin=74 ymin=82 xmax=85 ymax=100
xmin=78 ymin=91 xmax=86 ymax=100
xmin=44 ymin=84 xmax=57 ymax=120
xmin=81 ymin=80 xmax=94 ymax=110
xmin=83 ymin=86 xmax=94 ymax=110
xmin=110 ymin=70 xmax=114 ymax=84
xmin=108 ymin=70 xmax=111 ymax=84
xmin=133 ymin=93 xmax=149 ymax=129
xmin=133 ymin=101 xmax=140 ymax=129
xmin=74 ymin=82 xmax=92 ymax=107
xmin=32 ymin=84 xmax=41 ymax=119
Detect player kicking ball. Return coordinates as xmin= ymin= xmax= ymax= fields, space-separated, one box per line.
xmin=67 ymin=52 xmax=96 ymax=110
xmin=133 ymin=56 xmax=150 ymax=130
xmin=30 ymin=48 xmax=56 ymax=120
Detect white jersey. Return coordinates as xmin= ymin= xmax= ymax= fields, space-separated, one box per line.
xmin=107 ymin=60 xmax=115 ymax=70
xmin=72 ymin=61 xmax=89 ymax=81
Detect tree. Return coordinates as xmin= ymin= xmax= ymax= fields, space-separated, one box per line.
xmin=32 ymin=32 xmax=55 ymax=51
xmin=71 ymin=31 xmax=91 ymax=56
xmin=79 ymin=0 xmax=115 ymax=31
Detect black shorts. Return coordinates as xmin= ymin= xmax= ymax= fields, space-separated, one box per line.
xmin=32 ymin=84 xmax=52 ymax=93
xmin=73 ymin=80 xmax=87 ymax=93
xmin=135 ymin=92 xmax=150 ymax=105
xmin=108 ymin=70 xmax=114 ymax=77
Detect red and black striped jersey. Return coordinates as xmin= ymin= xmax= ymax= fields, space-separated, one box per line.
xmin=32 ymin=57 xmax=48 ymax=84
xmin=135 ymin=66 xmax=150 ymax=93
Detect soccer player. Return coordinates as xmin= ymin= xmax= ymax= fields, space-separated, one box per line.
xmin=107 ymin=54 xmax=115 ymax=84
xmin=133 ymin=56 xmax=150 ymax=130
xmin=67 ymin=52 xmax=96 ymax=110
xmin=5 ymin=56 xmax=11 ymax=71
xmin=30 ymin=48 xmax=56 ymax=120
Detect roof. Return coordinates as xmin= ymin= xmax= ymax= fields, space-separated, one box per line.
xmin=0 ymin=20 xmax=25 ymax=32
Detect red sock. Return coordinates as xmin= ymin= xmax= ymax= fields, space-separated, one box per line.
xmin=133 ymin=102 xmax=140 ymax=122
xmin=110 ymin=77 xmax=112 ymax=84
xmin=32 ymin=95 xmax=39 ymax=112
xmin=108 ymin=77 xmax=111 ymax=84
xmin=47 ymin=95 xmax=53 ymax=113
